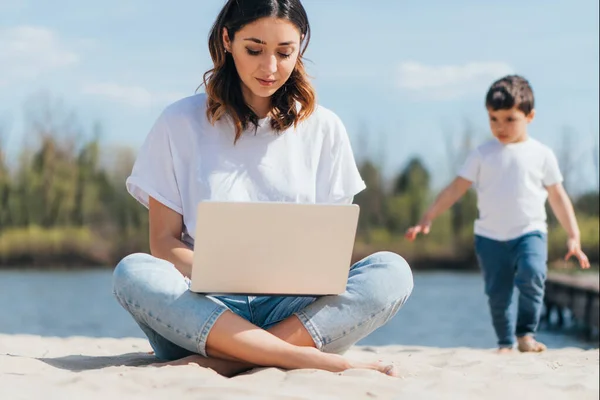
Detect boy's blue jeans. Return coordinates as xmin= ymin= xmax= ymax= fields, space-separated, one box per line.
xmin=112 ymin=251 xmax=413 ymax=360
xmin=474 ymin=231 xmax=547 ymax=348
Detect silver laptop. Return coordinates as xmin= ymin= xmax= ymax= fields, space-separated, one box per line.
xmin=189 ymin=201 xmax=360 ymax=296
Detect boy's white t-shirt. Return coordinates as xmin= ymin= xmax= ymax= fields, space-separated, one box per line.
xmin=458 ymin=137 xmax=563 ymax=241
xmin=126 ymin=94 xmax=366 ymax=247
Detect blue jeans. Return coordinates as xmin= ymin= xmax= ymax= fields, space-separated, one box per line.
xmin=475 ymin=231 xmax=548 ymax=348
xmin=112 ymin=251 xmax=413 ymax=360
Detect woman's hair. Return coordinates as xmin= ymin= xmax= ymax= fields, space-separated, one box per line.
xmin=202 ymin=0 xmax=316 ymax=143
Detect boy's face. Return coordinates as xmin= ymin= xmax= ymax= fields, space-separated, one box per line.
xmin=487 ymin=107 xmax=535 ymax=144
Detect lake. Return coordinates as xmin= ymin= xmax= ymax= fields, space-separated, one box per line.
xmin=0 ymin=269 xmax=593 ymax=349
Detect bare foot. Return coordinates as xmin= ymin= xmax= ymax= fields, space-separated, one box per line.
xmin=364 ymin=361 xmax=398 ymax=377
xmin=496 ymin=347 xmax=513 ymax=354
xmin=303 ymin=348 xmax=399 ymax=377
xmin=517 ymin=336 xmax=546 ymax=353
xmin=150 ymin=353 xmax=398 ymax=378
xmin=149 ymin=355 xmax=251 ymax=377
xmin=296 ymin=356 xmax=398 ymax=377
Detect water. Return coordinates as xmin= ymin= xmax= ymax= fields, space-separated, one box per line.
xmin=0 ymin=269 xmax=593 ymax=349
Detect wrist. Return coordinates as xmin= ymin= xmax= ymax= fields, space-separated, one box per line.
xmin=422 ymin=212 xmax=434 ymax=224
xmin=567 ymin=231 xmax=580 ymax=241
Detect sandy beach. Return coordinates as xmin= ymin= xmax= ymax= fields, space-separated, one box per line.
xmin=0 ymin=334 xmax=597 ymax=400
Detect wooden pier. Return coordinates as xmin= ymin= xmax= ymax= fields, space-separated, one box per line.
xmin=543 ymin=272 xmax=599 ymax=340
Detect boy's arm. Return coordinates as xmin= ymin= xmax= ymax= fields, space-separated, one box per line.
xmin=546 ymin=183 xmax=591 ymax=269
xmin=405 ymin=177 xmax=472 ymax=241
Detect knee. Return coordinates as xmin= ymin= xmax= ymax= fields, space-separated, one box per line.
xmin=516 ymin=261 xmax=546 ymax=291
xmin=365 ymin=251 xmax=414 ymax=305
xmin=112 ymin=252 xmax=156 ymax=299
xmin=488 ymin=291 xmax=513 ymax=308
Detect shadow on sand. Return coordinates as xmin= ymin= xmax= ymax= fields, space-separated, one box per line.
xmin=36 ymin=352 xmax=157 ymax=372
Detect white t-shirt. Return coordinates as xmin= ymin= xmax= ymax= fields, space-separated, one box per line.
xmin=458 ymin=137 xmax=563 ymax=241
xmin=126 ymin=94 xmax=366 ymax=247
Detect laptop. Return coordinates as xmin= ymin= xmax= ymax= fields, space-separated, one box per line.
xmin=189 ymin=201 xmax=360 ymax=296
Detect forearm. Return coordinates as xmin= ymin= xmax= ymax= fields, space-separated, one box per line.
xmin=549 ymin=192 xmax=580 ymax=240
xmin=423 ymin=180 xmax=469 ymax=221
xmin=150 ymin=235 xmax=194 ymax=277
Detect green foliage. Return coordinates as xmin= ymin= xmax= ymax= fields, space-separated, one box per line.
xmin=0 ymin=226 xmax=107 ymax=266
xmin=0 ymin=98 xmax=149 ymax=267
xmin=547 ymin=215 xmax=600 ymax=263
xmin=575 ymin=191 xmax=600 ymax=217
xmin=0 ymin=100 xmax=597 ymax=269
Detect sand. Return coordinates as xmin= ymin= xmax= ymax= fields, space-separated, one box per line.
xmin=0 ymin=335 xmax=598 ymax=400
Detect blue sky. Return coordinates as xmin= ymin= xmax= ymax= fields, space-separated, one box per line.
xmin=1 ymin=0 xmax=598 ymax=192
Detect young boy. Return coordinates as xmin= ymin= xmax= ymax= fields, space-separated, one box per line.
xmin=405 ymin=75 xmax=590 ymax=353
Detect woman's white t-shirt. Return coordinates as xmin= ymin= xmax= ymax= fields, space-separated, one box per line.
xmin=126 ymin=94 xmax=366 ymax=247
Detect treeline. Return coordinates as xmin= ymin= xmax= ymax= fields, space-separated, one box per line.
xmin=0 ymin=98 xmax=148 ymax=267
xmin=0 ymin=99 xmax=598 ymax=269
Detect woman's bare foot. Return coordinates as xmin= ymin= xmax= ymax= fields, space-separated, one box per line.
xmin=149 ymin=355 xmax=251 ymax=377
xmin=352 ymin=360 xmax=398 ymax=377
xmin=305 ymin=349 xmax=398 ymax=377
xmin=149 ymin=351 xmax=397 ymax=378
xmin=517 ymin=336 xmax=546 ymax=353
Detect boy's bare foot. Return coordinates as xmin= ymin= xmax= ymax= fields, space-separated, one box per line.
xmin=496 ymin=347 xmax=513 ymax=354
xmin=517 ymin=336 xmax=546 ymax=353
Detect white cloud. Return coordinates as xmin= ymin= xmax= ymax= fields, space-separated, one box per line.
xmin=0 ymin=25 xmax=79 ymax=86
xmin=82 ymin=82 xmax=185 ymax=108
xmin=396 ymin=61 xmax=514 ymax=100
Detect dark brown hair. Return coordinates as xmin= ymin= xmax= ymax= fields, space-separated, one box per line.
xmin=485 ymin=75 xmax=534 ymax=116
xmin=201 ymin=0 xmax=316 ymax=143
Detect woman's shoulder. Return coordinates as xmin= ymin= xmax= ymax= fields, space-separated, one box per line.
xmin=161 ymin=93 xmax=208 ymax=121
xmin=309 ymin=104 xmax=343 ymax=125
xmin=301 ymin=104 xmax=347 ymax=139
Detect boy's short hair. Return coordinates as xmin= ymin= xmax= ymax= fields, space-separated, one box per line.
xmin=485 ymin=75 xmax=534 ymax=116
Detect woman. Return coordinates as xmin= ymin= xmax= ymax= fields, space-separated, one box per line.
xmin=113 ymin=0 xmax=413 ymax=377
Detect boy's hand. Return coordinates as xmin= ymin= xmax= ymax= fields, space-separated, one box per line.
xmin=404 ymin=177 xmax=471 ymax=242
xmin=405 ymin=219 xmax=432 ymax=241
xmin=565 ymin=238 xmax=591 ymax=269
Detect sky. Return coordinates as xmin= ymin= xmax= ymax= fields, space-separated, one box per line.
xmin=1 ymin=0 xmax=599 ymax=192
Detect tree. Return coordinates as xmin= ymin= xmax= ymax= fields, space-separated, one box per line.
xmin=354 ymin=159 xmax=386 ymax=233
xmin=0 ymin=124 xmax=11 ymax=232
xmin=391 ymin=157 xmax=431 ymax=227
xmin=575 ymin=191 xmax=600 ymax=217
xmin=592 ymin=126 xmax=599 ymax=191
xmin=557 ymin=126 xmax=577 ymax=195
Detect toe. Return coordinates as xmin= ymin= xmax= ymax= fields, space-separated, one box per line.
xmin=381 ymin=364 xmax=398 ymax=377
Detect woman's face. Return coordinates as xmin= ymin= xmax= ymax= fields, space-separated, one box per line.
xmin=223 ymin=17 xmax=302 ymax=101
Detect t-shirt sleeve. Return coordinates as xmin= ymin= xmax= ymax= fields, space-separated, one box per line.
xmin=543 ymin=148 xmax=563 ymax=186
xmin=125 ymin=110 xmax=183 ymax=214
xmin=333 ymin=196 xmax=355 ymax=204
xmin=324 ymin=118 xmax=366 ymax=203
xmin=457 ymin=148 xmax=481 ymax=183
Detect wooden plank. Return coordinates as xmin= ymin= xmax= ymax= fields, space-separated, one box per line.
xmin=544 ymin=272 xmax=600 ymax=338
xmin=546 ymin=273 xmax=599 ymax=293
